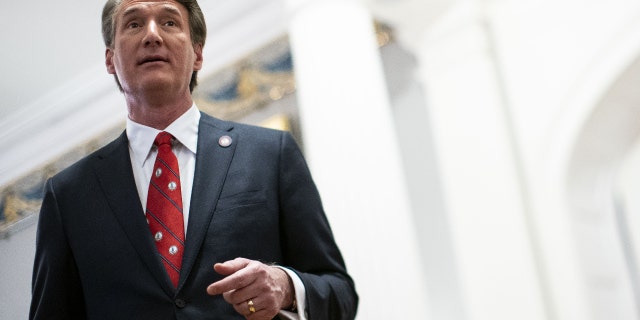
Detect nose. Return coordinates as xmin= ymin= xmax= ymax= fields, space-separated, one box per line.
xmin=142 ymin=20 xmax=163 ymax=47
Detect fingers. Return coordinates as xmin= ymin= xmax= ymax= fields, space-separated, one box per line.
xmin=213 ymin=257 xmax=250 ymax=276
xmin=206 ymin=258 xmax=255 ymax=296
xmin=233 ymin=297 xmax=268 ymax=319
xmin=206 ymin=258 xmax=292 ymax=319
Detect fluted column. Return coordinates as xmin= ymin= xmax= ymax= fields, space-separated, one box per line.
xmin=285 ymin=0 xmax=431 ymax=318
xmin=415 ymin=2 xmax=547 ymax=320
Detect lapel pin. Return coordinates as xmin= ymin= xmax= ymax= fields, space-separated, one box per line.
xmin=218 ymin=135 xmax=232 ymax=148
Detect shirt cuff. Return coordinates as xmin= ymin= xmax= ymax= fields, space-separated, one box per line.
xmin=276 ymin=266 xmax=307 ymax=320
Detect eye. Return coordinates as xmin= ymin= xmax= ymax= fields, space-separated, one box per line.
xmin=164 ymin=20 xmax=176 ymax=27
xmin=127 ymin=22 xmax=140 ymax=29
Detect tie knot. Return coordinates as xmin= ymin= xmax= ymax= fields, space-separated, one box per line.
xmin=154 ymin=131 xmax=174 ymax=147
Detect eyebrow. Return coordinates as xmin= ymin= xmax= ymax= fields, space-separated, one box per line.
xmin=120 ymin=4 xmax=183 ymax=20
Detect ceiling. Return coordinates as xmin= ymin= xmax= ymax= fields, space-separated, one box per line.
xmin=0 ymin=0 xmax=449 ymax=120
xmin=0 ymin=0 xmax=288 ymax=119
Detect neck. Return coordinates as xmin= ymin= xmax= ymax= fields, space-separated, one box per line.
xmin=125 ymin=89 xmax=194 ymax=130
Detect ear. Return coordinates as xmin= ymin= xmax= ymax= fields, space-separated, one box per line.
xmin=193 ymin=43 xmax=203 ymax=71
xmin=105 ymin=48 xmax=116 ymax=74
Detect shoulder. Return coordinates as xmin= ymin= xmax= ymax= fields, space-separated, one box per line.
xmin=197 ymin=112 xmax=304 ymax=164
xmin=199 ymin=112 xmax=293 ymax=144
xmin=49 ymin=132 xmax=127 ymax=185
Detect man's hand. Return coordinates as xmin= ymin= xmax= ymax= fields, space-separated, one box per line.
xmin=206 ymin=258 xmax=295 ymax=320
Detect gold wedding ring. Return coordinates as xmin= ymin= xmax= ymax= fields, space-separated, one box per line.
xmin=248 ymin=299 xmax=256 ymax=314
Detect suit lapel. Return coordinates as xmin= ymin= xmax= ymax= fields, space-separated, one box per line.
xmin=93 ymin=132 xmax=175 ymax=296
xmin=178 ymin=113 xmax=237 ymax=290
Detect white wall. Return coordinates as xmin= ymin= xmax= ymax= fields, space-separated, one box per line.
xmin=0 ymin=224 xmax=37 ymax=319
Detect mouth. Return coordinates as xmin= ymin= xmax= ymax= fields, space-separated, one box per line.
xmin=138 ymin=55 xmax=169 ymax=65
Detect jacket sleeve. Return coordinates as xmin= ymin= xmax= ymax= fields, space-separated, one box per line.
xmin=30 ymin=178 xmax=86 ymax=320
xmin=277 ymin=132 xmax=358 ymax=320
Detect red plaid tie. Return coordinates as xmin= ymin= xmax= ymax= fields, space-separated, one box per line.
xmin=146 ymin=132 xmax=185 ymax=287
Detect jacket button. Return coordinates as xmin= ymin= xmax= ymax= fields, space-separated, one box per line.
xmin=175 ymin=299 xmax=186 ymax=308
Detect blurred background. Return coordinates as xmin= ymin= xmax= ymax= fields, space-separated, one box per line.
xmin=3 ymin=0 xmax=640 ymax=319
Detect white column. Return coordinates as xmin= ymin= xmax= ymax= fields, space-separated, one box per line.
xmin=285 ymin=0 xmax=431 ymax=318
xmin=416 ymin=3 xmax=546 ymax=320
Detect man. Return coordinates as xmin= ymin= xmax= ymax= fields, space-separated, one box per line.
xmin=29 ymin=0 xmax=358 ymax=319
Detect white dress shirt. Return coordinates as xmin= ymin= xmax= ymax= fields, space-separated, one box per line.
xmin=126 ymin=104 xmax=306 ymax=319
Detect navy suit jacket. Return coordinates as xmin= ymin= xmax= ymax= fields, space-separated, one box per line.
xmin=30 ymin=112 xmax=358 ymax=319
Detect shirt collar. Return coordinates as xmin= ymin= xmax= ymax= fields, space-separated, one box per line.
xmin=126 ymin=104 xmax=201 ymax=168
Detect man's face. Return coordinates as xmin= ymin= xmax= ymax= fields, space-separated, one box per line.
xmin=105 ymin=0 xmax=203 ymax=96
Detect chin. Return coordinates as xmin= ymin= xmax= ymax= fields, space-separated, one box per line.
xmin=133 ymin=79 xmax=178 ymax=93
